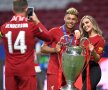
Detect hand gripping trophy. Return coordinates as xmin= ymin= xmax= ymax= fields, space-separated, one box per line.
xmin=59 ymin=34 xmax=91 ymax=90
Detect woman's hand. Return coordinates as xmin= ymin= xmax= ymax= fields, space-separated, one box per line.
xmin=89 ymin=44 xmax=100 ymax=62
xmin=88 ymin=44 xmax=94 ymax=52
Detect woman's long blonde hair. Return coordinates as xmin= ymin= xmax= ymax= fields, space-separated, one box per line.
xmin=79 ymin=15 xmax=102 ymax=38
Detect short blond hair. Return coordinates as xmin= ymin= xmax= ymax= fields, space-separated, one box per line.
xmin=66 ymin=7 xmax=79 ymax=17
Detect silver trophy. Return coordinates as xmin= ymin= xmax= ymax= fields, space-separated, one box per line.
xmin=59 ymin=35 xmax=90 ymax=90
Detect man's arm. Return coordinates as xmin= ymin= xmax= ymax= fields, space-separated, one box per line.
xmin=30 ymin=12 xmax=52 ymax=42
xmin=41 ymin=43 xmax=61 ymax=54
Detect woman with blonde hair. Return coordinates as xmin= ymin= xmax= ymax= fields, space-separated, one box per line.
xmin=79 ymin=15 xmax=105 ymax=90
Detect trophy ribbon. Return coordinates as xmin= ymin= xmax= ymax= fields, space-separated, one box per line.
xmin=80 ymin=37 xmax=91 ymax=90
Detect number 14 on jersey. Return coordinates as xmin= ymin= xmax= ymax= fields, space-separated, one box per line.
xmin=5 ymin=31 xmax=27 ymax=54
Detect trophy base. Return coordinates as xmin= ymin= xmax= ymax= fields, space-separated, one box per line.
xmin=60 ymin=85 xmax=78 ymax=90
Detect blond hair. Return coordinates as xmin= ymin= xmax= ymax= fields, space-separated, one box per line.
xmin=66 ymin=7 xmax=79 ymax=17
xmin=79 ymin=15 xmax=102 ymax=37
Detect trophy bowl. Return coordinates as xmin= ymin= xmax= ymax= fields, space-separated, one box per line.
xmin=60 ymin=46 xmax=85 ymax=90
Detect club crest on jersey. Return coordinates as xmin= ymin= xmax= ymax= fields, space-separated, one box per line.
xmin=98 ymin=47 xmax=103 ymax=53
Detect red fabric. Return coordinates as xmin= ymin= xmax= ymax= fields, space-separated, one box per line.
xmin=1 ymin=15 xmax=51 ymax=76
xmin=57 ymin=51 xmax=63 ymax=89
xmin=89 ymin=35 xmax=105 ymax=60
xmin=46 ymin=27 xmax=65 ymax=74
xmin=5 ymin=75 xmax=37 ymax=90
xmin=74 ymin=74 xmax=82 ymax=90
xmin=46 ymin=26 xmax=78 ymax=74
xmin=84 ymin=49 xmax=91 ymax=90
xmin=58 ymin=68 xmax=62 ymax=89
xmin=83 ymin=35 xmax=105 ymax=90
xmin=82 ymin=41 xmax=91 ymax=90
xmin=45 ymin=26 xmax=79 ymax=89
xmin=47 ymin=74 xmax=60 ymax=90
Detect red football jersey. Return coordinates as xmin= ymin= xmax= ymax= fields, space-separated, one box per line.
xmin=82 ymin=34 xmax=105 ymax=60
xmin=45 ymin=26 xmax=79 ymax=74
xmin=89 ymin=35 xmax=105 ymax=60
xmin=0 ymin=15 xmax=51 ymax=76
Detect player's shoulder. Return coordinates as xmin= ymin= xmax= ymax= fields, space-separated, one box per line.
xmin=49 ymin=26 xmax=61 ymax=32
xmin=97 ymin=34 xmax=105 ymax=43
xmin=97 ymin=34 xmax=104 ymax=40
xmin=0 ymin=21 xmax=10 ymax=31
xmin=28 ymin=21 xmax=38 ymax=29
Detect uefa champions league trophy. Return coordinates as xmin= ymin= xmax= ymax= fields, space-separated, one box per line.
xmin=59 ymin=35 xmax=90 ymax=90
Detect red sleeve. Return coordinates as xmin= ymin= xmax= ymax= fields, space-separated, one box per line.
xmin=44 ymin=28 xmax=55 ymax=46
xmin=95 ymin=37 xmax=105 ymax=57
xmin=86 ymin=36 xmax=105 ymax=60
xmin=31 ymin=22 xmax=52 ymax=42
xmin=36 ymin=23 xmax=48 ymax=33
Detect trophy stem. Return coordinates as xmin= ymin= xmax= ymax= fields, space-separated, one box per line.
xmin=60 ymin=80 xmax=78 ymax=90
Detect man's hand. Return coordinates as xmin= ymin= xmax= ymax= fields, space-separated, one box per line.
xmin=74 ymin=30 xmax=81 ymax=40
xmin=54 ymin=42 xmax=62 ymax=53
xmin=88 ymin=44 xmax=94 ymax=52
xmin=29 ymin=12 xmax=40 ymax=24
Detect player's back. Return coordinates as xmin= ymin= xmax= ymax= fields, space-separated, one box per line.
xmin=1 ymin=15 xmax=51 ymax=76
xmin=1 ymin=16 xmax=37 ymax=65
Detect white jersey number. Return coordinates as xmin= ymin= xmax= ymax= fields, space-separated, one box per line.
xmin=5 ymin=31 xmax=27 ymax=54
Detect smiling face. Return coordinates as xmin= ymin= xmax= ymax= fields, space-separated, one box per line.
xmin=64 ymin=14 xmax=78 ymax=30
xmin=82 ymin=18 xmax=93 ymax=33
xmin=79 ymin=15 xmax=103 ymax=38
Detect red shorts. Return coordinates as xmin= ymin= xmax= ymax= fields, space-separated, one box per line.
xmin=5 ymin=75 xmax=37 ymax=90
xmin=47 ymin=73 xmax=66 ymax=90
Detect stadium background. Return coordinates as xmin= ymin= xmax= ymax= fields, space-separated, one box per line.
xmin=0 ymin=0 xmax=108 ymax=90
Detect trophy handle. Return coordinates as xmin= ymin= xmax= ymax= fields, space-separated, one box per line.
xmin=59 ymin=35 xmax=70 ymax=46
xmin=80 ymin=37 xmax=90 ymax=48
